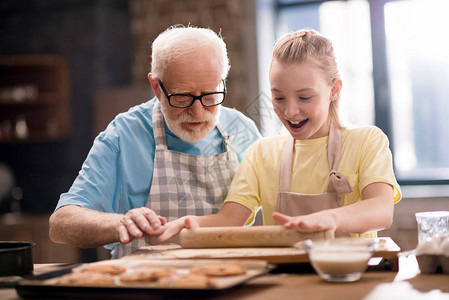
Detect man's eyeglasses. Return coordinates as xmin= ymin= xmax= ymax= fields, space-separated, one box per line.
xmin=158 ymin=79 xmax=226 ymax=108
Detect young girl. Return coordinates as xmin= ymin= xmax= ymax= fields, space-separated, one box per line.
xmin=157 ymin=29 xmax=401 ymax=240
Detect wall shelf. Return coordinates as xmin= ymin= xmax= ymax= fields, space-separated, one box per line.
xmin=0 ymin=55 xmax=71 ymax=143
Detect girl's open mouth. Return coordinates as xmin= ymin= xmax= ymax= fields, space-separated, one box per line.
xmin=287 ymin=118 xmax=308 ymax=129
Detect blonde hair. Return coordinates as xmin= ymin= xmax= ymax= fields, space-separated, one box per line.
xmin=272 ymin=29 xmax=342 ymax=127
xmin=151 ymin=25 xmax=230 ymax=80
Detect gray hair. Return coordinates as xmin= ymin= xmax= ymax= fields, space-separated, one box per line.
xmin=151 ymin=25 xmax=230 ymax=80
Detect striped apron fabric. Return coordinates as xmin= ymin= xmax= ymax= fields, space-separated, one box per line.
xmin=112 ymin=101 xmax=239 ymax=258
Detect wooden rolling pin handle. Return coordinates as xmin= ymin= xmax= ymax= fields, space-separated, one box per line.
xmin=145 ymin=225 xmax=335 ymax=248
xmin=176 ymin=225 xmax=332 ymax=248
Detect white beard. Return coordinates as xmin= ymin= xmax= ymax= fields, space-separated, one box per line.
xmin=160 ymin=100 xmax=220 ymax=142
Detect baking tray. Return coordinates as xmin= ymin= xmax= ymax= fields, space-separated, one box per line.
xmin=15 ymin=259 xmax=273 ymax=299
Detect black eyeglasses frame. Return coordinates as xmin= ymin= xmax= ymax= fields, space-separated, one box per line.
xmin=157 ymin=79 xmax=226 ymax=108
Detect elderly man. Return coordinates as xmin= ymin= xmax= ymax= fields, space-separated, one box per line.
xmin=49 ymin=26 xmax=261 ymax=258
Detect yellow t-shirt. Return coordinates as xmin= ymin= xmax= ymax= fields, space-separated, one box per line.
xmin=225 ymin=126 xmax=402 ymax=237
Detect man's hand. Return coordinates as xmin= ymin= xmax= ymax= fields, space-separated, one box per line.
xmin=116 ymin=207 xmax=167 ymax=244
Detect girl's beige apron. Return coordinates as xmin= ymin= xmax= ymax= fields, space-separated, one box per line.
xmin=276 ymin=123 xmax=352 ymax=237
xmin=112 ymin=101 xmax=239 ymax=258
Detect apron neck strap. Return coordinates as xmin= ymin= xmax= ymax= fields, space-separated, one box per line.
xmin=152 ymin=100 xmax=168 ymax=150
xmin=216 ymin=122 xmax=234 ymax=153
xmin=327 ymin=122 xmax=341 ymax=171
xmin=278 ymin=136 xmax=294 ymax=192
xmin=326 ymin=122 xmax=353 ymax=196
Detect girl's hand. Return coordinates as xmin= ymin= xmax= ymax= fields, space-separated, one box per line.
xmin=154 ymin=216 xmax=199 ymax=242
xmin=272 ymin=211 xmax=337 ymax=233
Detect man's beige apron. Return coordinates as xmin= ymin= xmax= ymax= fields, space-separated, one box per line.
xmin=112 ymin=101 xmax=239 ymax=258
xmin=276 ymin=123 xmax=352 ymax=237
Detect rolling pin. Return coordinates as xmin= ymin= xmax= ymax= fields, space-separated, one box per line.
xmin=146 ymin=225 xmax=334 ymax=248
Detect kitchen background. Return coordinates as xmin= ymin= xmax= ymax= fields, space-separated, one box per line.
xmin=0 ymin=0 xmax=448 ymax=263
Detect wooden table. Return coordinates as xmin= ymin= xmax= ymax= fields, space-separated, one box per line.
xmin=1 ymin=255 xmax=448 ymax=300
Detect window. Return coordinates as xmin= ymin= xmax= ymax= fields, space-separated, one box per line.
xmin=384 ymin=0 xmax=449 ymax=183
xmin=257 ymin=0 xmax=449 ymax=185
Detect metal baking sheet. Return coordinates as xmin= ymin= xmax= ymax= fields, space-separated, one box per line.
xmin=15 ymin=259 xmax=272 ymax=298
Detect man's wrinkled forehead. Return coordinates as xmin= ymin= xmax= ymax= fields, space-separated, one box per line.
xmin=162 ymin=51 xmax=223 ymax=93
xmin=169 ymin=79 xmax=224 ymax=94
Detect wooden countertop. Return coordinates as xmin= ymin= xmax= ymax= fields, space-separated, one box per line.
xmin=1 ymin=255 xmax=448 ymax=299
